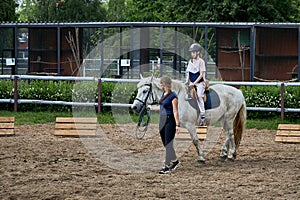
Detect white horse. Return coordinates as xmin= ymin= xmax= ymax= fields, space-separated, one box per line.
xmin=131 ymin=76 xmax=246 ymax=162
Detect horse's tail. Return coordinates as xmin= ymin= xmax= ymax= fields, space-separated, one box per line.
xmin=233 ymin=101 xmax=246 ymax=151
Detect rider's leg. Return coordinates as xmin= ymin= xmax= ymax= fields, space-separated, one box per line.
xmin=196 ymin=82 xmax=206 ymax=126
xmin=185 ymin=86 xmax=192 ymax=100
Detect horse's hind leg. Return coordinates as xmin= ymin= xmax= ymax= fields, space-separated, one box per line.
xmin=220 ymin=136 xmax=229 ymax=161
xmin=221 ymin=119 xmax=235 ymax=161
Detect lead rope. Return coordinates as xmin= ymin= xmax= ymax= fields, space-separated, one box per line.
xmin=135 ymin=104 xmax=151 ymax=140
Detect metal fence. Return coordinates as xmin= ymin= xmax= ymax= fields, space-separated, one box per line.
xmin=0 ymin=75 xmax=299 ymax=119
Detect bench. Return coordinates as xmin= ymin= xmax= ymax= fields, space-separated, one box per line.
xmin=275 ymin=124 xmax=300 ymax=143
xmin=0 ymin=117 xmax=15 ymax=136
xmin=176 ymin=126 xmax=207 ymax=140
xmin=54 ymin=117 xmax=97 ymax=136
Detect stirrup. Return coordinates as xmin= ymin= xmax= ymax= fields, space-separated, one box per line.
xmin=200 ymin=119 xmax=205 ymax=126
xmin=200 ymin=115 xmax=205 ymax=126
xmin=185 ymin=94 xmax=192 ymax=101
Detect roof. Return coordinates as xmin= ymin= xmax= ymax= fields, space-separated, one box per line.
xmin=1 ymin=21 xmax=300 ymax=28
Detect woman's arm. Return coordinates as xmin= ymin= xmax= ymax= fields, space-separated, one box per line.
xmin=148 ymin=105 xmax=160 ymax=111
xmin=172 ymin=98 xmax=180 ymax=127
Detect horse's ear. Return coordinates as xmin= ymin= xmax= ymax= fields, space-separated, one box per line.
xmin=140 ymin=74 xmax=143 ymax=79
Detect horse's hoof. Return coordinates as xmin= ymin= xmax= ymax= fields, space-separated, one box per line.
xmin=226 ymin=157 xmax=234 ymax=162
xmin=233 ymin=153 xmax=237 ymax=159
xmin=197 ymin=157 xmax=206 ymax=164
xmin=197 ymin=159 xmax=205 ymax=164
xmin=220 ymin=155 xmax=227 ymax=162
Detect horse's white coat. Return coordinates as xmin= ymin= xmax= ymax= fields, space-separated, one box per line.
xmin=132 ymin=77 xmax=246 ymax=161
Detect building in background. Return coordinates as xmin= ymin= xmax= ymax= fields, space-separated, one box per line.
xmin=0 ymin=22 xmax=299 ymax=81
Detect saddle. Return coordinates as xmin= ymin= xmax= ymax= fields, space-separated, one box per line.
xmin=186 ymin=80 xmax=210 ymax=103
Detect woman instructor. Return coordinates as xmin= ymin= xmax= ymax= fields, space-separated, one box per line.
xmin=156 ymin=76 xmax=180 ymax=174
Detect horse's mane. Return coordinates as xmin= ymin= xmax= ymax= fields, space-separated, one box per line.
xmin=170 ymin=79 xmax=184 ymax=92
xmin=137 ymin=77 xmax=152 ymax=88
xmin=138 ymin=77 xmax=184 ymax=93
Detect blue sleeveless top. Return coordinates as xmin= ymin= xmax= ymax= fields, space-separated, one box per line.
xmin=189 ymin=72 xmax=200 ymax=82
xmin=159 ymin=91 xmax=177 ymax=115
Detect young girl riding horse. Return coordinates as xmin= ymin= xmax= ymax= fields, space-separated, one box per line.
xmin=185 ymin=43 xmax=206 ymax=126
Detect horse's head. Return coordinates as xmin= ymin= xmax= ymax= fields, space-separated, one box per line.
xmin=131 ymin=75 xmax=160 ymax=113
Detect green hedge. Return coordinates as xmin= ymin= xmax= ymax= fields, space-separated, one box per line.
xmin=240 ymin=85 xmax=300 ymax=119
xmin=0 ymin=79 xmax=299 ymax=119
xmin=0 ymin=80 xmax=137 ymax=112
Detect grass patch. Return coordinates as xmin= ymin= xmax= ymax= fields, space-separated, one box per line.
xmin=0 ymin=110 xmax=72 ymax=125
xmin=246 ymin=117 xmax=300 ymax=130
xmin=0 ymin=110 xmax=299 ymax=130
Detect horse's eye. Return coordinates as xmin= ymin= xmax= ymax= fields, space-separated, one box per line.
xmin=143 ymin=90 xmax=148 ymax=94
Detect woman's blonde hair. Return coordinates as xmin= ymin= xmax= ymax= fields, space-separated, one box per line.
xmin=160 ymin=76 xmax=172 ymax=89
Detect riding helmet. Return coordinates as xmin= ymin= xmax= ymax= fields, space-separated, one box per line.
xmin=188 ymin=43 xmax=201 ymax=52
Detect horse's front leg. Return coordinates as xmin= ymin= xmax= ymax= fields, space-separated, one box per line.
xmin=187 ymin=125 xmax=205 ymax=163
xmin=193 ymin=139 xmax=205 ymax=163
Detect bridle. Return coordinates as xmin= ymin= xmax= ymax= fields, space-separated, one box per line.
xmin=134 ymin=83 xmax=155 ymax=106
xmin=134 ymin=82 xmax=155 ymax=139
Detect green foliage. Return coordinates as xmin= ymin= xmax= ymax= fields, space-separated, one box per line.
xmin=0 ymin=0 xmax=17 ymax=21
xmin=0 ymin=79 xmax=13 ymax=98
xmin=107 ymin=0 xmax=126 ymax=21
xmin=1 ymin=79 xmax=299 ymax=121
xmin=240 ymin=85 xmax=300 ymax=119
xmin=124 ymin=0 xmax=300 ymax=22
xmin=0 ymin=79 xmax=138 ymax=112
xmin=17 ymin=0 xmax=106 ymax=22
xmin=16 ymin=0 xmax=300 ymax=23
xmin=202 ymin=0 xmax=299 ymax=22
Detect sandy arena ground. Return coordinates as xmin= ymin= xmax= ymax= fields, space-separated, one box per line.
xmin=0 ymin=123 xmax=299 ymax=200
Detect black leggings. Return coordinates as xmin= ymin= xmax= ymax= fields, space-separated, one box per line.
xmin=159 ymin=114 xmax=177 ymax=165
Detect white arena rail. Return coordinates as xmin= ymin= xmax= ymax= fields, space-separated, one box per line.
xmin=0 ymin=75 xmax=299 ymax=117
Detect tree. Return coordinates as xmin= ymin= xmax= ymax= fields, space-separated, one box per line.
xmin=202 ymin=0 xmax=300 ymax=22
xmin=17 ymin=0 xmax=107 ymax=22
xmin=0 ymin=0 xmax=17 ymax=21
xmin=107 ymin=0 xmax=126 ymax=21
xmin=125 ymin=0 xmax=167 ymax=21
xmin=124 ymin=0 xmax=300 ymax=22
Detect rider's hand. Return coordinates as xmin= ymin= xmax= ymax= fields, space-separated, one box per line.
xmin=189 ymin=82 xmax=195 ymax=87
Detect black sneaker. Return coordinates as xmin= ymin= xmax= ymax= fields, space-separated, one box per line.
xmin=169 ymin=160 xmax=180 ymax=171
xmin=159 ymin=166 xmax=170 ymax=174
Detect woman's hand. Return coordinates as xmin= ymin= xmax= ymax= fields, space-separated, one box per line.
xmin=176 ymin=125 xmax=180 ymax=134
xmin=148 ymin=105 xmax=160 ymax=111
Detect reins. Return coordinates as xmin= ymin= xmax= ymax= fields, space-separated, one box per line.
xmin=135 ymin=83 xmax=153 ymax=140
xmin=135 ymin=104 xmax=151 ymax=139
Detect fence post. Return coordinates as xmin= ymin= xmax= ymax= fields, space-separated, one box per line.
xmin=280 ymin=82 xmax=285 ymax=120
xmin=13 ymin=76 xmax=18 ymax=112
xmin=97 ymin=78 xmax=101 ymax=114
